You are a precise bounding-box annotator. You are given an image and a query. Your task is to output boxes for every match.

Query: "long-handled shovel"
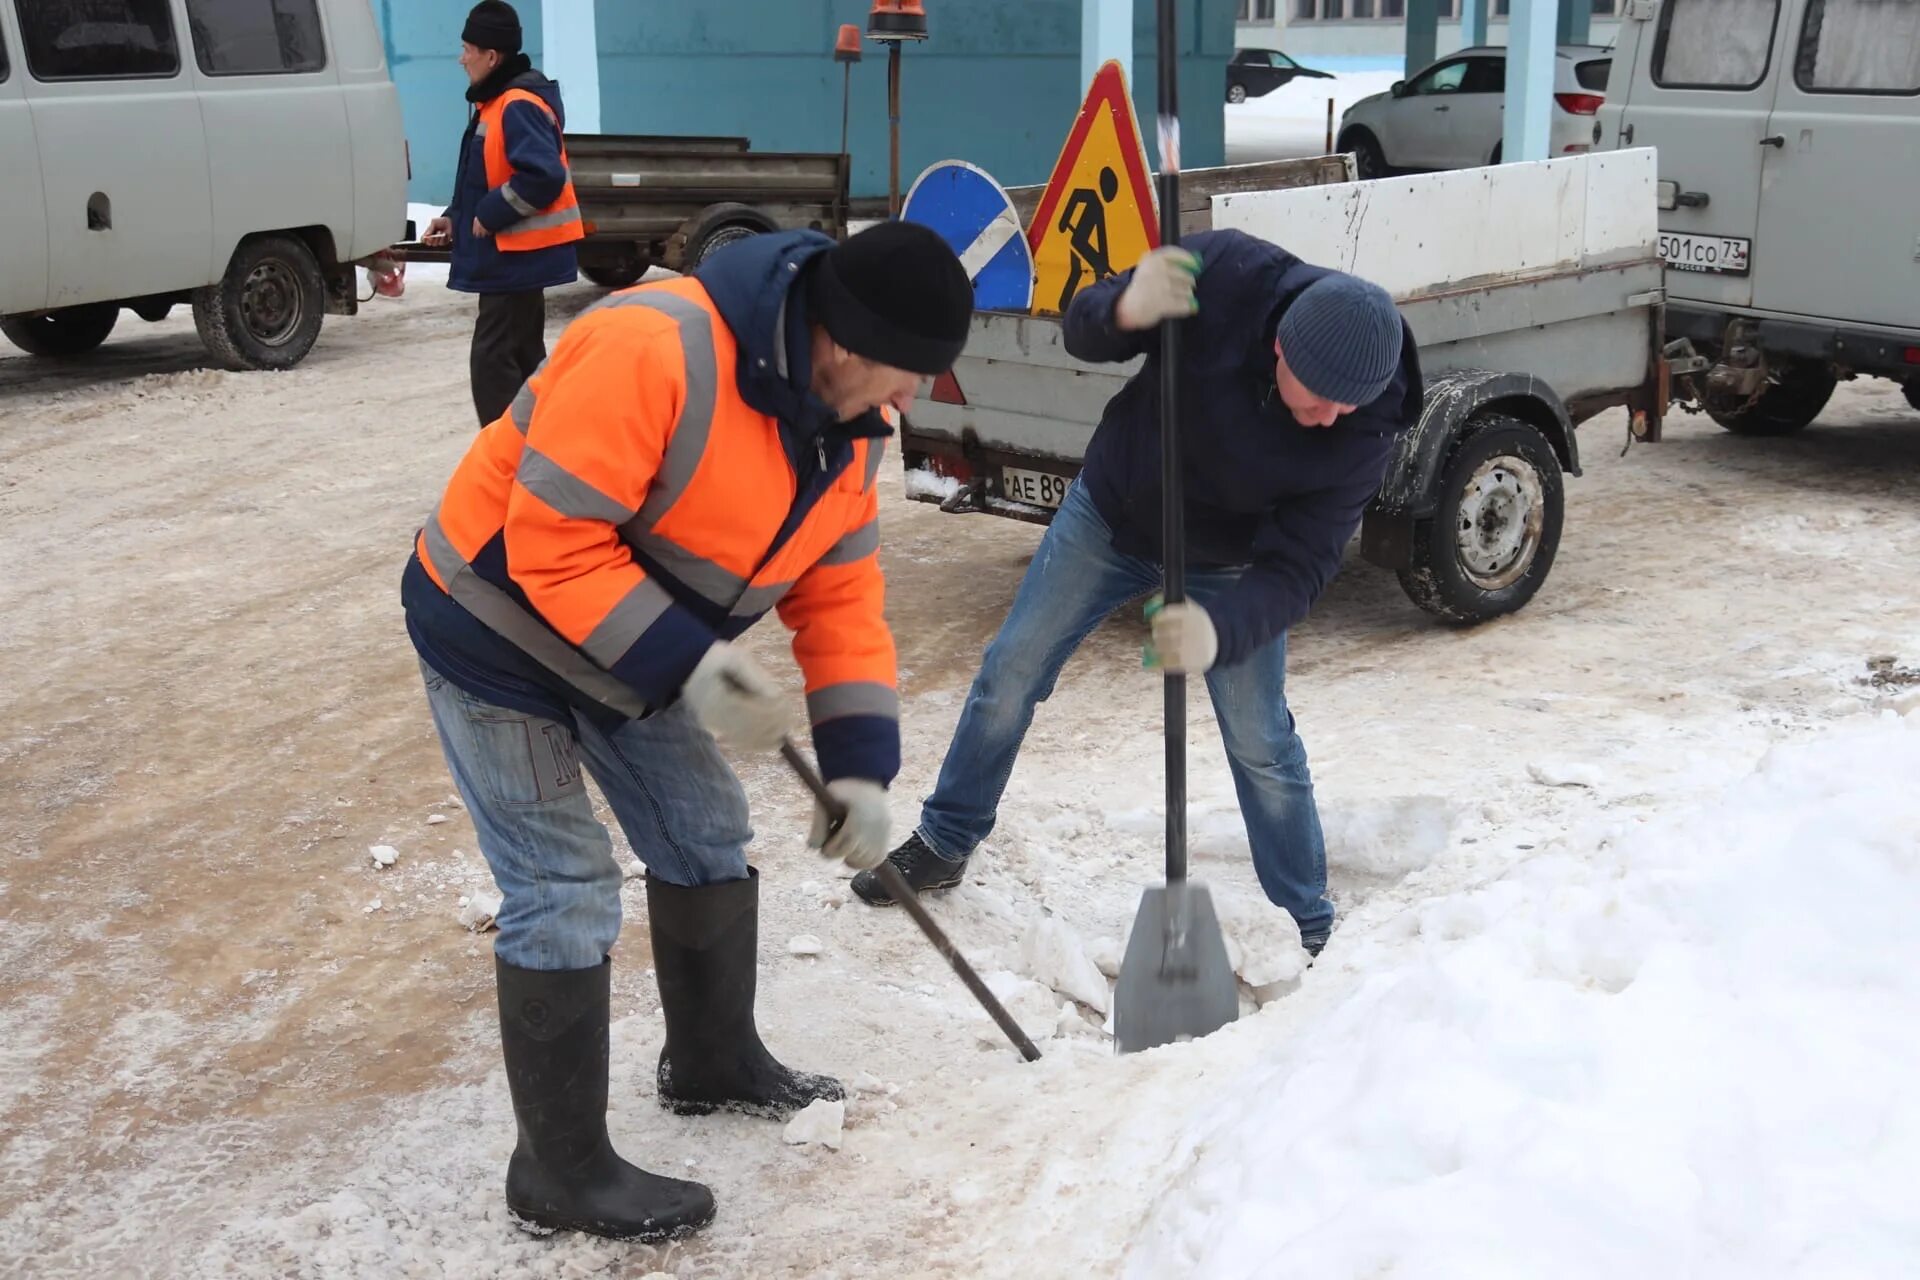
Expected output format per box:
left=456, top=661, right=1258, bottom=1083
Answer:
left=772, top=738, right=1042, bottom=1064
left=1112, top=0, right=1241, bottom=1055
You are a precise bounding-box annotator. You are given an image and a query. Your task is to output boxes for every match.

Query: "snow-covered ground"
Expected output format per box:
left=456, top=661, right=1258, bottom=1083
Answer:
left=3, top=276, right=1920, bottom=1277
left=1226, top=66, right=1404, bottom=164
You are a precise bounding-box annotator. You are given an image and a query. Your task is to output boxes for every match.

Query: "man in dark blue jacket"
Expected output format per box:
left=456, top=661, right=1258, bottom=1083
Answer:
left=854, top=229, right=1422, bottom=957
left=421, top=2, right=581, bottom=425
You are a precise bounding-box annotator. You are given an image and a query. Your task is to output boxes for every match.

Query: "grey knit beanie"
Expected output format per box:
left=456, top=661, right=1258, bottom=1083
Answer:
left=1275, top=275, right=1402, bottom=407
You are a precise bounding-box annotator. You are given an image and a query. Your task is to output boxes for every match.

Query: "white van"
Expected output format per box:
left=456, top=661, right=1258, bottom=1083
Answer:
left=0, top=0, right=407, bottom=370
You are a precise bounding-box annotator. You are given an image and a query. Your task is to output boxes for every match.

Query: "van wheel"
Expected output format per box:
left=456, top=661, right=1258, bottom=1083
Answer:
left=1, top=304, right=120, bottom=358
left=1704, top=359, right=1836, bottom=436
left=1397, top=414, right=1565, bottom=624
left=193, top=234, right=326, bottom=371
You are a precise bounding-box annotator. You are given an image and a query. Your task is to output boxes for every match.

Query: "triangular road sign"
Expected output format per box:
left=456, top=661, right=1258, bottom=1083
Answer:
left=1027, top=60, right=1160, bottom=317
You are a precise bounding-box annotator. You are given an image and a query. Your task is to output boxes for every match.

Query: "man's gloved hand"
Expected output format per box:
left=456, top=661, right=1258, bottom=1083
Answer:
left=681, top=642, right=790, bottom=752
left=808, top=779, right=890, bottom=870
left=1142, top=596, right=1219, bottom=674
left=1114, top=246, right=1201, bottom=332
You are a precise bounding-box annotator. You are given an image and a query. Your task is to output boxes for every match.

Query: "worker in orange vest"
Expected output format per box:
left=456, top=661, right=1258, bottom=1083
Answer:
left=403, top=220, right=973, bottom=1241
left=421, top=2, right=585, bottom=426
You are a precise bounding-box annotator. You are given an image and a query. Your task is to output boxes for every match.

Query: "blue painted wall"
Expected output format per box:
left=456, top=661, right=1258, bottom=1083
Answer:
left=379, top=1, right=1234, bottom=205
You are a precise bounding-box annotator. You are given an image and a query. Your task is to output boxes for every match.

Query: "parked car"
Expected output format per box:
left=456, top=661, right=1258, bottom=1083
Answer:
left=1599, top=0, right=1920, bottom=432
left=0, top=0, right=407, bottom=369
left=1337, top=45, right=1612, bottom=178
left=1226, top=47, right=1333, bottom=104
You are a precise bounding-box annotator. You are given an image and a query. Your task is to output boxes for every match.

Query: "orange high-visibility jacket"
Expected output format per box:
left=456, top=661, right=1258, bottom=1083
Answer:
left=478, top=88, right=584, bottom=252
left=413, top=275, right=898, bottom=783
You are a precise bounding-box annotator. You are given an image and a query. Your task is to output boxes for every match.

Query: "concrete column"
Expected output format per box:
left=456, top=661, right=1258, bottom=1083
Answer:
left=1503, top=0, right=1557, bottom=161
left=1558, top=0, right=1592, bottom=45
left=1082, top=0, right=1132, bottom=93
left=540, top=0, right=601, bottom=134
left=1459, top=0, right=1490, bottom=48
left=1406, top=0, right=1439, bottom=77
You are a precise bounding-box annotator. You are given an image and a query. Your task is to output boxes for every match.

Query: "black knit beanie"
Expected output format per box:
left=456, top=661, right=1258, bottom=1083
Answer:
left=1275, top=274, right=1403, bottom=407
left=807, top=221, right=973, bottom=376
left=463, top=0, right=523, bottom=54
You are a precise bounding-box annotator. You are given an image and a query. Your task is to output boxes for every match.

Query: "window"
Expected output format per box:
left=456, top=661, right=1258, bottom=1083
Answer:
left=1653, top=0, right=1781, bottom=89
left=186, top=0, right=326, bottom=76
left=1352, top=0, right=1375, bottom=16
left=1794, top=0, right=1920, bottom=94
left=15, top=0, right=181, bottom=79
left=1381, top=0, right=1405, bottom=15
left=1235, top=0, right=1277, bottom=18
left=1, top=25, right=9, bottom=83
left=1462, top=56, right=1506, bottom=92
left=1575, top=57, right=1612, bottom=90
left=1295, top=0, right=1316, bottom=17
left=1592, top=0, right=1618, bottom=13
left=1411, top=60, right=1469, bottom=93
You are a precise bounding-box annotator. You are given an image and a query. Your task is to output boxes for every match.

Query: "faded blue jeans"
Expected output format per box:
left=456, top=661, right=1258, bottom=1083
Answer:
left=418, top=661, right=751, bottom=971
left=917, top=482, right=1333, bottom=943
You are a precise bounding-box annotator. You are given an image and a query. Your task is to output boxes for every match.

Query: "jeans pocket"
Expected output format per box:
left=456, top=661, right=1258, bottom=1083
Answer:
left=462, top=702, right=585, bottom=809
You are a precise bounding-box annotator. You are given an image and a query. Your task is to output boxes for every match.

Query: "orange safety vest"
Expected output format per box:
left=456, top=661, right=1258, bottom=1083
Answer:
left=478, top=88, right=586, bottom=252
left=415, top=277, right=897, bottom=774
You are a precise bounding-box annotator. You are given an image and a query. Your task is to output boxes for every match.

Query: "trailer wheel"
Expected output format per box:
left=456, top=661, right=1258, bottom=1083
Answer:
left=193, top=234, right=326, bottom=371
left=581, top=255, right=649, bottom=289
left=688, top=222, right=761, bottom=268
left=1704, top=358, right=1835, bottom=436
left=1397, top=414, right=1564, bottom=624
left=1, top=304, right=119, bottom=358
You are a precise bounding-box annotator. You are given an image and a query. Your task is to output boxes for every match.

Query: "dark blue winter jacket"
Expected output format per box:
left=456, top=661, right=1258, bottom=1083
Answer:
left=1064, top=229, right=1422, bottom=666
left=445, top=58, right=579, bottom=295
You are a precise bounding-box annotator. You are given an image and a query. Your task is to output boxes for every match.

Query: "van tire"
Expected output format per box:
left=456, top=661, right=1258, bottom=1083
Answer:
left=1397, top=414, right=1564, bottom=624
left=1, top=304, right=120, bottom=358
left=193, top=235, right=326, bottom=371
left=1704, top=359, right=1836, bottom=436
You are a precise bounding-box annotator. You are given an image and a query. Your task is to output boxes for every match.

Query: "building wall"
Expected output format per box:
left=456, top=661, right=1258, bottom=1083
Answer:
left=376, top=0, right=1237, bottom=206
left=1259, top=17, right=1621, bottom=61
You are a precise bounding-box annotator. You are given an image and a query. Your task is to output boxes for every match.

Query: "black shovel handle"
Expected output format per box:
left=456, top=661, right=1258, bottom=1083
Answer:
left=1155, top=0, right=1188, bottom=888
left=775, top=740, right=1043, bottom=1064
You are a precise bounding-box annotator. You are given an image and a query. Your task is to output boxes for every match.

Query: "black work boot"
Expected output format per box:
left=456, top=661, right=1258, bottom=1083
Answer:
left=850, top=832, right=970, bottom=907
left=496, top=955, right=715, bottom=1241
left=647, top=869, right=844, bottom=1119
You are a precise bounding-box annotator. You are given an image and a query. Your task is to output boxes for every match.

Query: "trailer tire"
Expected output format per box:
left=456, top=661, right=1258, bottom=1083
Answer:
left=1704, top=359, right=1835, bottom=436
left=1, top=304, right=119, bottom=358
left=193, top=234, right=326, bottom=371
left=1397, top=414, right=1564, bottom=624
left=581, top=256, right=649, bottom=289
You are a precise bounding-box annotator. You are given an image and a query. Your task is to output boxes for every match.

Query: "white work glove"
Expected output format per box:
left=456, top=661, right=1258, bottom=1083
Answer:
left=807, top=778, right=891, bottom=871
left=1143, top=596, right=1219, bottom=674
left=1113, top=246, right=1201, bottom=331
left=681, top=642, right=791, bottom=752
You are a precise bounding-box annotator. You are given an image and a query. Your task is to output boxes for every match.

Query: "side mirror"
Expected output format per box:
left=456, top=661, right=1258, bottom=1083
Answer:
left=1390, top=80, right=1407, bottom=98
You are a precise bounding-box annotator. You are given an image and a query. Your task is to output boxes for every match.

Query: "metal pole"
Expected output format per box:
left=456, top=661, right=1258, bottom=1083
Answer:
left=841, top=62, right=852, bottom=161
left=1155, top=0, right=1185, bottom=887
left=887, top=42, right=903, bottom=218
left=1325, top=98, right=1334, bottom=153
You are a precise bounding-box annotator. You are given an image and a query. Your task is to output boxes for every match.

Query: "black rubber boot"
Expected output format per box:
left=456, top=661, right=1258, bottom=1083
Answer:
left=850, top=832, right=970, bottom=907
left=647, top=869, right=844, bottom=1119
left=496, top=956, right=715, bottom=1241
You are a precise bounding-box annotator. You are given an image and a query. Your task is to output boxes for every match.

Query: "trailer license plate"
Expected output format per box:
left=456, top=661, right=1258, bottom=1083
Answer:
left=1001, top=467, right=1070, bottom=509
left=1659, top=231, right=1750, bottom=276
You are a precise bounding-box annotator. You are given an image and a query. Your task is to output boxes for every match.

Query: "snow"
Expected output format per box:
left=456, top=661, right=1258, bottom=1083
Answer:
left=1226, top=69, right=1404, bottom=164
left=903, top=466, right=962, bottom=503
left=781, top=1099, right=846, bottom=1150
left=1127, top=710, right=1920, bottom=1278
left=456, top=889, right=503, bottom=933
left=786, top=934, right=824, bottom=958
left=369, top=844, right=399, bottom=868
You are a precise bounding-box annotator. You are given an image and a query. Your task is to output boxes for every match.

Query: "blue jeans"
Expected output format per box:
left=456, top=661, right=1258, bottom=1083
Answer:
left=917, top=483, right=1333, bottom=940
left=418, top=661, right=751, bottom=971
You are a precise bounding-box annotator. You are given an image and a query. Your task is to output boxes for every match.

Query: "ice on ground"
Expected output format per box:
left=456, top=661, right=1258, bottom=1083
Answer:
left=787, top=934, right=824, bottom=958
left=1019, top=915, right=1111, bottom=1014
left=425, top=814, right=449, bottom=826
left=1213, top=894, right=1311, bottom=988
left=782, top=1098, right=845, bottom=1150
left=368, top=844, right=398, bottom=868
left=456, top=889, right=502, bottom=933
left=1126, top=711, right=1920, bottom=1278
left=1528, top=760, right=1607, bottom=789
left=976, top=970, right=1065, bottom=1048
left=1322, top=795, right=1457, bottom=878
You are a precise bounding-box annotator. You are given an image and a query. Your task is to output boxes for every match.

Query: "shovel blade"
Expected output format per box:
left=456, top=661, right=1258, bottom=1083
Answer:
left=1113, top=881, right=1239, bottom=1054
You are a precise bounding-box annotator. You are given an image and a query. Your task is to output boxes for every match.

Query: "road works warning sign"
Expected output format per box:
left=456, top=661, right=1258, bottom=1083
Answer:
left=1027, top=60, right=1160, bottom=317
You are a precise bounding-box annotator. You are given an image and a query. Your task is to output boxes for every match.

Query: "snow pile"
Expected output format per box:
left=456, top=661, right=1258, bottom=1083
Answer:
left=782, top=1099, right=846, bottom=1150
left=1126, top=711, right=1920, bottom=1278
left=1226, top=69, right=1403, bottom=163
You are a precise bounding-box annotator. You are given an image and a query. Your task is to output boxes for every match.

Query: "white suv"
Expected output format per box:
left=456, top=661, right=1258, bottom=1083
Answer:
left=1338, top=45, right=1612, bottom=178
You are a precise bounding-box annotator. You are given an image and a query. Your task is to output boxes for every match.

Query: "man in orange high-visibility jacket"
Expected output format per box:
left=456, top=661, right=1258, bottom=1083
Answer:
left=402, top=220, right=972, bottom=1242
left=421, top=2, right=584, bottom=426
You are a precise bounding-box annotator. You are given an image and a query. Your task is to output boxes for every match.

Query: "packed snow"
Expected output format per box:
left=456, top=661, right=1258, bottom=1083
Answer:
left=1227, top=66, right=1404, bottom=164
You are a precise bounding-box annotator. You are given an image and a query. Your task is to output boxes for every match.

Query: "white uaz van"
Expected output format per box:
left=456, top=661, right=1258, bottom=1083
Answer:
left=0, top=0, right=408, bottom=370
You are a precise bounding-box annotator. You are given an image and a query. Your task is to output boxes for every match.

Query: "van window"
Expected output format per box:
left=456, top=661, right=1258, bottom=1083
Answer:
left=1794, top=0, right=1920, bottom=94
left=186, top=0, right=326, bottom=76
left=1, top=26, right=10, bottom=83
left=1652, top=0, right=1781, bottom=90
left=1575, top=58, right=1611, bottom=91
left=15, top=0, right=181, bottom=80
